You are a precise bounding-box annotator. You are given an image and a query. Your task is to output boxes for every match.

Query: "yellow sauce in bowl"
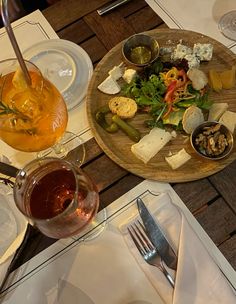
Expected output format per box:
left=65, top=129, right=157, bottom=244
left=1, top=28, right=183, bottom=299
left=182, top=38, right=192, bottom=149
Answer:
left=130, top=45, right=152, bottom=64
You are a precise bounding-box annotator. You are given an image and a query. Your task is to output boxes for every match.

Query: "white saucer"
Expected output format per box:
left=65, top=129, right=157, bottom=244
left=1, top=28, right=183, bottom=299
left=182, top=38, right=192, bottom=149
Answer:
left=0, top=182, right=28, bottom=264
left=23, top=39, right=93, bottom=111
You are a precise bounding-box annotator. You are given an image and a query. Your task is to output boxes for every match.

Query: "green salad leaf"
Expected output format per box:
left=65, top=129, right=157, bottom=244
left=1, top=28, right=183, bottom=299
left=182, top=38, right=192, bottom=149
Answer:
left=121, top=61, right=212, bottom=130
left=121, top=74, right=166, bottom=107
left=162, top=109, right=185, bottom=126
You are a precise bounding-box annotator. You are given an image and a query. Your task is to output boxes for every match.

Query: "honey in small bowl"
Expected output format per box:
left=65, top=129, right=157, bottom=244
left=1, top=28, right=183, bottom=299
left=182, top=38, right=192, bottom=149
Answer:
left=130, top=45, right=152, bottom=65
left=122, top=33, right=159, bottom=67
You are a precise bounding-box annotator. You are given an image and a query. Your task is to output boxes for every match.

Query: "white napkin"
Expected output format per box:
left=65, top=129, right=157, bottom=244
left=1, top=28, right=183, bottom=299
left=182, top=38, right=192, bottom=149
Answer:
left=0, top=184, right=28, bottom=287
left=120, top=192, right=236, bottom=304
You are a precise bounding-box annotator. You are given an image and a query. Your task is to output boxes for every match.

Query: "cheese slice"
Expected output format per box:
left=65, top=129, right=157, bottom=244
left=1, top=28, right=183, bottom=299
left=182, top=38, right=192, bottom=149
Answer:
left=219, top=110, right=236, bottom=133
left=131, top=127, right=172, bottom=164
left=108, top=63, right=124, bottom=80
left=208, top=103, right=228, bottom=121
left=122, top=68, right=137, bottom=83
left=98, top=75, right=121, bottom=94
left=165, top=148, right=191, bottom=170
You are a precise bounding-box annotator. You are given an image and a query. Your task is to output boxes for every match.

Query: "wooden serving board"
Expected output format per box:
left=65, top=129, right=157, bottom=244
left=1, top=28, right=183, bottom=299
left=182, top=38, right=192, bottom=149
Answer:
left=86, top=29, right=236, bottom=182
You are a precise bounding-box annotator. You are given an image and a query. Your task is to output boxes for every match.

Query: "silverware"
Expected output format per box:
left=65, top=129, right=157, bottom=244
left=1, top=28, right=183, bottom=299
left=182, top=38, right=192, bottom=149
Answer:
left=137, top=197, right=178, bottom=270
left=128, top=221, right=175, bottom=287
left=0, top=162, right=19, bottom=178
left=97, top=0, right=132, bottom=16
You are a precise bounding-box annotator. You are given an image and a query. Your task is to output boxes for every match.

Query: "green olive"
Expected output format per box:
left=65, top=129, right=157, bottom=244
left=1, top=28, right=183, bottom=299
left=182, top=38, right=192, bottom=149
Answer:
left=95, top=107, right=118, bottom=133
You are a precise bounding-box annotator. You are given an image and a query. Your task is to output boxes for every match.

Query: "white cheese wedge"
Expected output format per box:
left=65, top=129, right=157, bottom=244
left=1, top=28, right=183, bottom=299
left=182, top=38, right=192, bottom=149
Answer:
left=165, top=148, right=191, bottom=170
left=131, top=127, right=172, bottom=164
left=208, top=103, right=228, bottom=121
left=97, top=75, right=121, bottom=94
left=219, top=110, right=236, bottom=133
left=122, top=69, right=137, bottom=83
left=108, top=63, right=124, bottom=80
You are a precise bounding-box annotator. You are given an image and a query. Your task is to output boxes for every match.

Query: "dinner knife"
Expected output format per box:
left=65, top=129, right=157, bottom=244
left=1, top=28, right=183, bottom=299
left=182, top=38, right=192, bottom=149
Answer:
left=97, top=0, right=132, bottom=16
left=137, top=197, right=178, bottom=270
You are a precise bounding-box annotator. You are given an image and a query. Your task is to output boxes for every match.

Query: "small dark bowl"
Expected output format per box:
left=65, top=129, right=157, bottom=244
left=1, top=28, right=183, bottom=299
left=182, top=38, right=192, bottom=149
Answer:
left=190, top=121, right=234, bottom=160
left=122, top=33, right=159, bottom=67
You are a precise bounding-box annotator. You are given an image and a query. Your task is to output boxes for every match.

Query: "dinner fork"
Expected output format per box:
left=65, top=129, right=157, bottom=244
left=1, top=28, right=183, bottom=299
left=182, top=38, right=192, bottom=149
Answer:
left=128, top=221, right=175, bottom=287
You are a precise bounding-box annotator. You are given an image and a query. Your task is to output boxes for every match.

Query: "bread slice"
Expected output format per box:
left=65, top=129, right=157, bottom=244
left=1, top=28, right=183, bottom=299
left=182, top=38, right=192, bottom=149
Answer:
left=182, top=105, right=204, bottom=134
left=98, top=75, right=121, bottom=94
left=208, top=103, right=228, bottom=121
left=109, top=96, right=137, bottom=119
left=131, top=127, right=172, bottom=164
left=165, top=148, right=191, bottom=170
left=219, top=110, right=236, bottom=133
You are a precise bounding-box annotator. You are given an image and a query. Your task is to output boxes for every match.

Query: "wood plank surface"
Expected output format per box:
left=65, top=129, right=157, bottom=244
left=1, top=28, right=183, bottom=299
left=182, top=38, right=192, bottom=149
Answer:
left=209, top=160, right=236, bottom=212
left=195, top=197, right=236, bottom=245
left=173, top=179, right=219, bottom=212
left=43, top=0, right=111, bottom=31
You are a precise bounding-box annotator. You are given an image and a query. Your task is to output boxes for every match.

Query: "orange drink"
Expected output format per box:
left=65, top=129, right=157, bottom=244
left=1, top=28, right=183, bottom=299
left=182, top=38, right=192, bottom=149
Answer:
left=0, top=59, right=68, bottom=152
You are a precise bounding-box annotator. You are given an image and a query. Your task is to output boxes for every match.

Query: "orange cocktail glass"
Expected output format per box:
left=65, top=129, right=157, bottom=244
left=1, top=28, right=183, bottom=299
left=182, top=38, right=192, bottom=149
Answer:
left=0, top=58, right=68, bottom=152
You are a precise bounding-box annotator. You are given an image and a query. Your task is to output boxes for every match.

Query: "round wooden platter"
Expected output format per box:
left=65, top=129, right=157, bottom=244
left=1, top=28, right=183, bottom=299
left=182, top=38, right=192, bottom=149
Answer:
left=86, top=29, right=236, bottom=183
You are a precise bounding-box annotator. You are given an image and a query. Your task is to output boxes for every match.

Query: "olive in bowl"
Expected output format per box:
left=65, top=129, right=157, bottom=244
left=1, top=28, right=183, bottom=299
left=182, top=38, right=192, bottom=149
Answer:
left=122, top=33, right=159, bottom=67
left=190, top=121, right=234, bottom=160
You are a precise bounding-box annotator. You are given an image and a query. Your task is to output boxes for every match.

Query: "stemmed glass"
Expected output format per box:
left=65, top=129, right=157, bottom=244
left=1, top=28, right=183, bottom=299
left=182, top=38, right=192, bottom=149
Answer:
left=0, top=58, right=85, bottom=164
left=0, top=0, right=85, bottom=164
left=218, top=10, right=236, bottom=41
left=13, top=157, right=104, bottom=239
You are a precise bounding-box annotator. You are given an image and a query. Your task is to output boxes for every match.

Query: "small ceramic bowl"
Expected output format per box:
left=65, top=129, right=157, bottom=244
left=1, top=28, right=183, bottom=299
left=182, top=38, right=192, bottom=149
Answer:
left=122, top=33, right=159, bottom=67
left=190, top=121, right=234, bottom=160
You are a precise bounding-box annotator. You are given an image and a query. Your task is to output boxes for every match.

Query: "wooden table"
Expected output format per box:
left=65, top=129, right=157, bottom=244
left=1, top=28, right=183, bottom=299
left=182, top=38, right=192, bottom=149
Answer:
left=4, top=0, right=236, bottom=273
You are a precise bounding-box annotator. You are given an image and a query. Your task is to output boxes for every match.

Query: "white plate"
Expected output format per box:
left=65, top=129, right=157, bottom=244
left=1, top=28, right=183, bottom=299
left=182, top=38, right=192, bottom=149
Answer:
left=0, top=182, right=28, bottom=265
left=23, top=39, right=93, bottom=111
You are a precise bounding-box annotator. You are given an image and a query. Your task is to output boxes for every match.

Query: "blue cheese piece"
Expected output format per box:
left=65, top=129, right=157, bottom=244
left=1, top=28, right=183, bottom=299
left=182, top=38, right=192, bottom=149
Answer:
left=193, top=43, right=213, bottom=61
left=184, top=54, right=200, bottom=69
left=159, top=47, right=173, bottom=55
left=122, top=68, right=137, bottom=84
left=172, top=43, right=192, bottom=60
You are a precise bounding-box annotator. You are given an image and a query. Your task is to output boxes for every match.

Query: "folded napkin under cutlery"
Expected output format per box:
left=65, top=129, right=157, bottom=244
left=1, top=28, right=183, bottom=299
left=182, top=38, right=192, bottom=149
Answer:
left=137, top=197, right=177, bottom=270
left=120, top=192, right=236, bottom=304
